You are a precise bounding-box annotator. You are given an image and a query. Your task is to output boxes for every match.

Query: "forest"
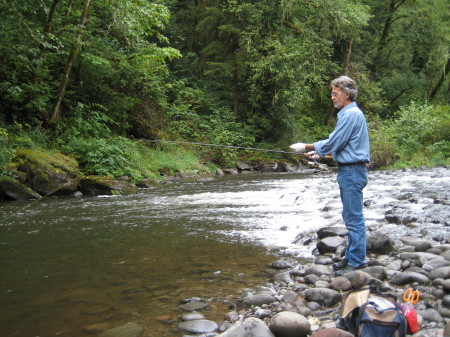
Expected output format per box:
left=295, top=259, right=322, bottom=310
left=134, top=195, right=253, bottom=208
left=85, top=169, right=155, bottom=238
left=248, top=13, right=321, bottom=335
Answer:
left=0, top=0, right=449, bottom=181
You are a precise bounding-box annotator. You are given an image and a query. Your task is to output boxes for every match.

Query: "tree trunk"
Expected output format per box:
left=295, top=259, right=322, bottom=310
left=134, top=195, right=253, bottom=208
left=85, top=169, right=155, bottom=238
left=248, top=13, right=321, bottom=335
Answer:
left=429, top=57, right=450, bottom=100
left=342, top=38, right=353, bottom=74
left=33, top=0, right=61, bottom=84
left=49, top=0, right=91, bottom=123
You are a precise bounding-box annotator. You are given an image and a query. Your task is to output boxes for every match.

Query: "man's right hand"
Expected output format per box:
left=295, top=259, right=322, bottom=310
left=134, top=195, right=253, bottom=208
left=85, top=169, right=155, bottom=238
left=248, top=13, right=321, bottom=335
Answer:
left=290, top=143, right=307, bottom=153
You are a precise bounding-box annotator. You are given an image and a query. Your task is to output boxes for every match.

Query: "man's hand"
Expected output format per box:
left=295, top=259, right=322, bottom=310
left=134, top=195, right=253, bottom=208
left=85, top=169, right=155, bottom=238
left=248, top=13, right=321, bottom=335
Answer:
left=290, top=143, right=307, bottom=153
left=307, top=151, right=319, bottom=159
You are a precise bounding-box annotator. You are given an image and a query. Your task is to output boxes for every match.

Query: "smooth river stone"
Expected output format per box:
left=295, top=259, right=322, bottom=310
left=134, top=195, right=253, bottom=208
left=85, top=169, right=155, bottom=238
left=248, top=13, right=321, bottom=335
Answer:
left=178, top=319, right=218, bottom=333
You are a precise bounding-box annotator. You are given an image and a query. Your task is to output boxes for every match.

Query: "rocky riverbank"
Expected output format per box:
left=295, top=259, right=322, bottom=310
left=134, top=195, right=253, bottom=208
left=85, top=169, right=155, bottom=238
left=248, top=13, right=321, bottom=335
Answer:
left=170, top=228, right=450, bottom=337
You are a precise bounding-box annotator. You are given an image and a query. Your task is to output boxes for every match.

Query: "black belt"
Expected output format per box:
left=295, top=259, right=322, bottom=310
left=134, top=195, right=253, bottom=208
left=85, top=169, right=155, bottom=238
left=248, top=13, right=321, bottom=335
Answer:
left=337, top=161, right=367, bottom=167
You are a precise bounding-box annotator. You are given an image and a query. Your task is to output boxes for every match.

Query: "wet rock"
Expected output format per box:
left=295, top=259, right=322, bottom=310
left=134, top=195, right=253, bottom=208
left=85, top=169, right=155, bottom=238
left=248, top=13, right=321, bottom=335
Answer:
left=181, top=312, right=205, bottom=321
left=341, top=271, right=379, bottom=289
left=236, top=161, right=252, bottom=171
left=367, top=234, right=395, bottom=254
left=272, top=259, right=293, bottom=269
left=317, top=227, right=347, bottom=239
left=317, top=236, right=345, bottom=254
left=79, top=175, right=138, bottom=196
left=304, top=265, right=334, bottom=277
left=218, top=317, right=275, bottom=337
left=178, top=319, right=219, bottom=334
left=242, top=294, right=277, bottom=306
left=98, top=322, right=144, bottom=337
left=179, top=301, right=209, bottom=311
left=268, top=311, right=310, bottom=337
left=315, top=256, right=333, bottom=265
left=304, top=288, right=341, bottom=306
left=10, top=148, right=81, bottom=196
left=0, top=177, right=42, bottom=200
left=389, top=271, right=429, bottom=286
left=223, top=311, right=239, bottom=322
left=273, top=271, right=293, bottom=283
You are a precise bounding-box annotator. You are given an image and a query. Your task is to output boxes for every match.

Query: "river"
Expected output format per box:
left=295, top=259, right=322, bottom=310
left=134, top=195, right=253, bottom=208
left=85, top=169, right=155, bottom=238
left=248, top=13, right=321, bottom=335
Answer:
left=0, top=166, right=449, bottom=336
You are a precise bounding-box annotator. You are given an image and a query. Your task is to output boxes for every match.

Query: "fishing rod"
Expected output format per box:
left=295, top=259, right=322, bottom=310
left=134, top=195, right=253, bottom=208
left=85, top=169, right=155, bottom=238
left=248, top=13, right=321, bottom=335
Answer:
left=143, top=139, right=302, bottom=156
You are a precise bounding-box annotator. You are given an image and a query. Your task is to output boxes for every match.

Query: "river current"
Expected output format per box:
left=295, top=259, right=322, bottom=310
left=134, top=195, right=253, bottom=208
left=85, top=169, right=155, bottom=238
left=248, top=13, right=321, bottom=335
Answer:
left=0, top=166, right=449, bottom=336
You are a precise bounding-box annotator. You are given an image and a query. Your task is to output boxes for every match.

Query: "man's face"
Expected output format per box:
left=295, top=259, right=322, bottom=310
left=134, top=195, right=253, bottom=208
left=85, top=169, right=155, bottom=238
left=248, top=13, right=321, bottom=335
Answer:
left=331, top=86, right=349, bottom=110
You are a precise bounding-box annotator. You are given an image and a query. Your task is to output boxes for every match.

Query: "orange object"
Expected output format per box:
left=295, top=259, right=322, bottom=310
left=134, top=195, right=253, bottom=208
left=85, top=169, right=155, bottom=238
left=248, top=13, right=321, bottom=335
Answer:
left=403, top=289, right=420, bottom=304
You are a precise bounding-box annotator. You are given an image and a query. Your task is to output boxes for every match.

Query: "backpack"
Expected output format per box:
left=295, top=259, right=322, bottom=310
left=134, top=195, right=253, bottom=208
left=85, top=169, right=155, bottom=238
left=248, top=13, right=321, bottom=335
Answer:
left=339, top=287, right=407, bottom=337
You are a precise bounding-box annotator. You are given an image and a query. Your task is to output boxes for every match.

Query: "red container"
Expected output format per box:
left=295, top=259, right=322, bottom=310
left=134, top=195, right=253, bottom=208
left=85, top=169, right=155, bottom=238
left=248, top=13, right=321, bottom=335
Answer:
left=400, top=303, right=420, bottom=333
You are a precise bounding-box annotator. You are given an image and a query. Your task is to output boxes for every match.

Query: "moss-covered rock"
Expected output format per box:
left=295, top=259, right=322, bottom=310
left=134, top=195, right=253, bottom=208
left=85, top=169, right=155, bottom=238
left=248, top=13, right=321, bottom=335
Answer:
left=79, top=175, right=138, bottom=196
left=0, top=177, right=42, bottom=201
left=12, top=148, right=81, bottom=196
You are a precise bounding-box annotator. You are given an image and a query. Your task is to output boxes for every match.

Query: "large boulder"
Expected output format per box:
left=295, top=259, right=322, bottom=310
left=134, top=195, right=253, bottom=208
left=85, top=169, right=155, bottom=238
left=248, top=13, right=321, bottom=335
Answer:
left=11, top=148, right=80, bottom=196
left=0, top=176, right=41, bottom=200
left=79, top=175, right=138, bottom=196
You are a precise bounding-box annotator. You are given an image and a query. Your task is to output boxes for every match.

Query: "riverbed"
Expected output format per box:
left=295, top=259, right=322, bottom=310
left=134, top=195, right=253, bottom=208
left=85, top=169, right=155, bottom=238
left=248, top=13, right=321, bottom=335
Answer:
left=0, top=166, right=449, bottom=336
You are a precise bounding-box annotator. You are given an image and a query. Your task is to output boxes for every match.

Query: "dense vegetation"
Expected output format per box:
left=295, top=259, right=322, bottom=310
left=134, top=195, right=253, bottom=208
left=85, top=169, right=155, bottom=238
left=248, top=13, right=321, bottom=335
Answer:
left=0, top=0, right=449, bottom=180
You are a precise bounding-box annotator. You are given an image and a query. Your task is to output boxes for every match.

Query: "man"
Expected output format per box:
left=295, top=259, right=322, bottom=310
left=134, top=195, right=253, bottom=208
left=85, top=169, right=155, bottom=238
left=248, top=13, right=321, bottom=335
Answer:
left=290, top=75, right=370, bottom=276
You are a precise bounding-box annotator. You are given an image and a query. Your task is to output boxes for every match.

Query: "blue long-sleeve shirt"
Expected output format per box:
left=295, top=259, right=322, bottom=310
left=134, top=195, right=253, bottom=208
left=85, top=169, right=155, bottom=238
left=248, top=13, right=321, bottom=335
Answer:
left=313, top=102, right=370, bottom=164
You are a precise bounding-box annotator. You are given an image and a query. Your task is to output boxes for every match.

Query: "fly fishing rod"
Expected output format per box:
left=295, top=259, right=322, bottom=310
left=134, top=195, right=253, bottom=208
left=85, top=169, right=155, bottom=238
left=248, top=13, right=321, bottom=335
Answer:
left=143, top=139, right=302, bottom=156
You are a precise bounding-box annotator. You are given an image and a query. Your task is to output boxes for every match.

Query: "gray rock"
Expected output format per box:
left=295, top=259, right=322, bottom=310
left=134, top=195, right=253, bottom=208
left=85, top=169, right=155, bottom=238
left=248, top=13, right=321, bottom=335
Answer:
left=273, top=271, right=293, bottom=283
left=242, top=294, right=277, bottom=306
left=304, top=265, right=333, bottom=277
left=178, top=320, right=219, bottom=334
left=389, top=271, right=429, bottom=286
left=181, top=312, right=205, bottom=321
left=428, top=267, right=450, bottom=280
left=367, top=234, right=395, bottom=254
left=441, top=249, right=450, bottom=262
left=412, top=328, right=445, bottom=337
left=317, top=236, right=345, bottom=254
left=330, top=276, right=352, bottom=292
left=315, top=256, right=333, bottom=265
left=304, top=288, right=342, bottom=306
left=282, top=290, right=298, bottom=303
left=416, top=308, right=444, bottom=323
left=443, top=295, right=450, bottom=308
left=98, top=322, right=144, bottom=337
left=317, top=227, right=347, bottom=239
left=269, top=311, right=310, bottom=337
left=362, top=266, right=387, bottom=281
left=218, top=317, right=275, bottom=337
left=223, top=311, right=239, bottom=322
left=0, top=177, right=42, bottom=200
left=179, top=301, right=209, bottom=311
left=272, top=259, right=294, bottom=269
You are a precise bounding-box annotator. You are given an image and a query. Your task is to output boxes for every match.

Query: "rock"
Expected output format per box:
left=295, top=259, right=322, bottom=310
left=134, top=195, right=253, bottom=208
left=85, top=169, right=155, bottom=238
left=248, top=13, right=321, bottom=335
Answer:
left=282, top=290, right=299, bottom=303
left=445, top=322, right=450, bottom=337
left=224, top=311, right=239, bottom=322
left=340, top=271, right=379, bottom=289
left=416, top=308, right=444, bottom=323
left=317, top=227, right=348, bottom=239
left=179, top=301, right=209, bottom=311
left=413, top=328, right=446, bottom=337
left=79, top=175, right=138, bottom=196
left=218, top=317, right=275, bottom=337
left=304, top=288, right=342, bottom=306
left=272, top=260, right=293, bottom=269
left=242, top=294, right=277, bottom=306
left=268, top=311, right=310, bottom=337
left=181, top=312, right=205, bottom=321
left=236, top=161, right=252, bottom=171
left=310, top=328, right=354, bottom=337
left=428, top=267, right=450, bottom=280
left=178, top=319, right=219, bottom=334
left=98, top=322, right=144, bottom=337
left=389, top=271, right=429, bottom=286
left=11, top=148, right=81, bottom=196
left=0, top=177, right=41, bottom=200
left=304, top=265, right=334, bottom=277
left=362, top=266, right=387, bottom=281
left=317, top=236, right=345, bottom=254
left=367, top=234, right=395, bottom=254
left=273, top=271, right=293, bottom=283
left=330, top=276, right=352, bottom=292
left=441, top=250, right=450, bottom=262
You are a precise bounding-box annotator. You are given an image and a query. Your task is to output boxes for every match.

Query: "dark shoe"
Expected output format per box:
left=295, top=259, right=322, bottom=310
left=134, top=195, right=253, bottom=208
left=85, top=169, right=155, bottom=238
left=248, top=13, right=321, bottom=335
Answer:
left=332, top=259, right=348, bottom=270
left=334, top=264, right=367, bottom=276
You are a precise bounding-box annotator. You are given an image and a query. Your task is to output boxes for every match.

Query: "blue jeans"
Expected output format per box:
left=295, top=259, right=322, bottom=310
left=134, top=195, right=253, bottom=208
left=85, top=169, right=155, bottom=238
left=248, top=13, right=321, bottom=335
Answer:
left=337, top=165, right=368, bottom=267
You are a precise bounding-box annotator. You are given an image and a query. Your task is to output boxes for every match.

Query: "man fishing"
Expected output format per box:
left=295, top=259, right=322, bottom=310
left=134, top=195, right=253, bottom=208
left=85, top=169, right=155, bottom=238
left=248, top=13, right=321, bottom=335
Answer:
left=290, top=75, right=370, bottom=276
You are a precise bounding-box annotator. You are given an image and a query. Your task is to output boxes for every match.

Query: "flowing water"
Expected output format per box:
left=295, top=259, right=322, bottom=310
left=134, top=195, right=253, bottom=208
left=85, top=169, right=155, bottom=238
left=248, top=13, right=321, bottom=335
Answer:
left=0, top=167, right=449, bottom=337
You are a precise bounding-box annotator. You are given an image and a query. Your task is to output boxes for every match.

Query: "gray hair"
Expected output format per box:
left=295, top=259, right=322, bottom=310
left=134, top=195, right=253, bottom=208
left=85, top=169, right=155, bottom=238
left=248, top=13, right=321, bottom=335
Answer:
left=331, top=76, right=358, bottom=101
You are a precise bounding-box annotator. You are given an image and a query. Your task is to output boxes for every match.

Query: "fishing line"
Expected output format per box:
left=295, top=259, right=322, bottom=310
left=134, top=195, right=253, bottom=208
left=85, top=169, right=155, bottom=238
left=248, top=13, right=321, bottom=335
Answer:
left=142, top=139, right=299, bottom=156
